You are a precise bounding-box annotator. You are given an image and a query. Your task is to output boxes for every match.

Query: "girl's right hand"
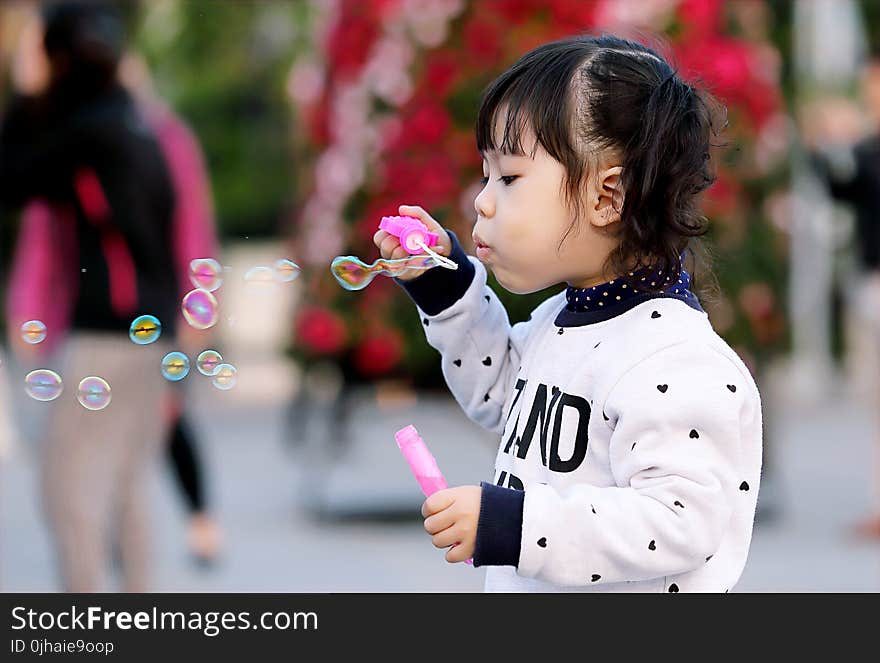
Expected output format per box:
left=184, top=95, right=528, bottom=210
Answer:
left=372, top=204, right=452, bottom=281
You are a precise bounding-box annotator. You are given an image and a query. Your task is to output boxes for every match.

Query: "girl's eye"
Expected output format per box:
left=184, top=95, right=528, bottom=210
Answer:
left=500, top=175, right=518, bottom=186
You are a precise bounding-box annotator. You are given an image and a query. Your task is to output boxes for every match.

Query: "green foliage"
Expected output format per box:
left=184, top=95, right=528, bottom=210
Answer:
left=135, top=0, right=310, bottom=239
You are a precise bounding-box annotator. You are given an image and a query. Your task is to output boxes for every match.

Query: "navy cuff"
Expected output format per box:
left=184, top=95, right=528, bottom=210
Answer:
left=473, top=481, right=524, bottom=568
left=396, top=230, right=475, bottom=316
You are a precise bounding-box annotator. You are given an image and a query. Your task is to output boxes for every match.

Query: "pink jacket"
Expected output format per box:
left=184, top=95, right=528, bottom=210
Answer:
left=6, top=102, right=219, bottom=355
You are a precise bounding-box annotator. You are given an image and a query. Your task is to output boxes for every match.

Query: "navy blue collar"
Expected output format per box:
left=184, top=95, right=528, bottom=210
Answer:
left=556, top=268, right=703, bottom=327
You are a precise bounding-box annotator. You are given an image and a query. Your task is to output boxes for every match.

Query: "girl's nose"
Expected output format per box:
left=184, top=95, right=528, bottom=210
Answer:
left=474, top=182, right=494, bottom=219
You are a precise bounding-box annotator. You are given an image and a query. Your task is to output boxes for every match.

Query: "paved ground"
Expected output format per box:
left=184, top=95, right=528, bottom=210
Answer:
left=2, top=352, right=879, bottom=593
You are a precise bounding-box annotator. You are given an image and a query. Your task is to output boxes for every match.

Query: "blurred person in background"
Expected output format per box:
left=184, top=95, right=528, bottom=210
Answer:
left=802, top=45, right=880, bottom=538
left=0, top=0, right=177, bottom=590
left=4, top=1, right=226, bottom=576
left=119, top=48, right=224, bottom=567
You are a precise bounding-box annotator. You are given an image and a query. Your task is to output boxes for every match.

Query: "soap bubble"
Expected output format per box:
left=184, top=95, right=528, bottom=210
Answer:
left=129, top=315, right=162, bottom=345
left=189, top=258, right=223, bottom=292
left=161, top=351, right=190, bottom=381
left=196, top=350, right=222, bottom=376
left=273, top=258, right=301, bottom=283
left=181, top=288, right=219, bottom=330
left=77, top=376, right=112, bottom=411
left=244, top=266, right=274, bottom=284
left=330, top=255, right=437, bottom=290
left=25, top=369, right=63, bottom=402
left=212, top=363, right=237, bottom=390
left=21, top=320, right=47, bottom=344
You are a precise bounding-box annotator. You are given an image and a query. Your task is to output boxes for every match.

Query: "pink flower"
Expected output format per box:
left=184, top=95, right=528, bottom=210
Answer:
left=287, top=60, right=325, bottom=107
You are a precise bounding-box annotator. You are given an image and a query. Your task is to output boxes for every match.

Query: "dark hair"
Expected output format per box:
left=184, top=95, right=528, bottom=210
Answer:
left=476, top=33, right=726, bottom=292
left=42, top=0, right=125, bottom=91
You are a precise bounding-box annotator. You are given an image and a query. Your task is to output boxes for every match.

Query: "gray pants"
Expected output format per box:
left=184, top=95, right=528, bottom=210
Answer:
left=37, top=333, right=169, bottom=591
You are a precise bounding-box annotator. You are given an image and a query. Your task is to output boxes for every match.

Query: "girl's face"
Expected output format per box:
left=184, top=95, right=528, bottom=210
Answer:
left=472, top=121, right=622, bottom=294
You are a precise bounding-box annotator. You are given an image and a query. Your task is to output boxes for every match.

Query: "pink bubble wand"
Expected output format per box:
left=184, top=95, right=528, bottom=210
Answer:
left=395, top=425, right=473, bottom=565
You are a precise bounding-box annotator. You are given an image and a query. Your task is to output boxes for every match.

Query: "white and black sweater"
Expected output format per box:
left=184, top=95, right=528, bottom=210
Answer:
left=399, top=233, right=763, bottom=593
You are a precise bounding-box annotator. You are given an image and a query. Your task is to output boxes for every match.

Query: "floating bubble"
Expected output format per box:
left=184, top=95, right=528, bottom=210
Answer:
left=189, top=258, right=223, bottom=292
left=244, top=266, right=274, bottom=284
left=212, top=363, right=237, bottom=390
left=77, top=376, right=112, bottom=411
left=330, top=255, right=443, bottom=291
left=181, top=288, right=219, bottom=330
left=129, top=314, right=162, bottom=345
left=21, top=320, right=47, bottom=344
left=273, top=258, right=301, bottom=283
left=161, top=351, right=190, bottom=381
left=196, top=349, right=222, bottom=376
left=25, top=369, right=63, bottom=402
left=244, top=265, right=275, bottom=283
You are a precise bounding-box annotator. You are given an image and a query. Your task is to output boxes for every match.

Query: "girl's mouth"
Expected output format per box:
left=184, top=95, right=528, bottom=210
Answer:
left=473, top=235, right=492, bottom=261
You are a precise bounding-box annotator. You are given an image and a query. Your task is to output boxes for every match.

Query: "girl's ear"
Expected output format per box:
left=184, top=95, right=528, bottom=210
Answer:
left=592, top=165, right=624, bottom=228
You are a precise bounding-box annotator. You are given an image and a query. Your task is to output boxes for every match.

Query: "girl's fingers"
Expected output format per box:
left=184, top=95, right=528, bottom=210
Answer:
left=390, top=246, right=410, bottom=261
left=399, top=204, right=440, bottom=229
left=431, top=525, right=461, bottom=550
left=399, top=204, right=426, bottom=216
left=380, top=234, right=402, bottom=259
left=445, top=544, right=469, bottom=564
left=424, top=510, right=456, bottom=535
left=373, top=229, right=390, bottom=247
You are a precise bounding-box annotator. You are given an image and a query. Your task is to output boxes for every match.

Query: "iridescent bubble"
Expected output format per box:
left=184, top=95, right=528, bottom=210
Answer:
left=189, top=258, right=223, bottom=292
left=20, top=320, right=47, bottom=344
left=161, top=351, right=190, bottom=381
left=77, top=376, right=112, bottom=411
left=196, top=349, right=222, bottom=376
left=181, top=288, right=219, bottom=330
left=212, top=363, right=237, bottom=390
left=129, top=314, right=162, bottom=345
left=330, top=255, right=437, bottom=291
left=273, top=258, right=301, bottom=283
left=243, top=266, right=274, bottom=284
left=24, top=369, right=63, bottom=402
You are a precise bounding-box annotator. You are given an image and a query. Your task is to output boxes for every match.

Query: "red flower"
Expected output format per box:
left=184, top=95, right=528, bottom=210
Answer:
left=403, top=104, right=451, bottom=146
left=305, top=96, right=331, bottom=145
left=674, top=37, right=780, bottom=130
left=424, top=51, right=460, bottom=98
left=463, top=16, right=503, bottom=62
left=353, top=327, right=404, bottom=377
left=326, top=11, right=380, bottom=78
left=295, top=306, right=348, bottom=355
left=677, top=0, right=724, bottom=39
left=547, top=0, right=597, bottom=31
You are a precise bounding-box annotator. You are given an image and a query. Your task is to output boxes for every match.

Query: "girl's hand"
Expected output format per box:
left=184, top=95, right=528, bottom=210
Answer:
left=372, top=204, right=452, bottom=281
left=422, top=485, right=481, bottom=563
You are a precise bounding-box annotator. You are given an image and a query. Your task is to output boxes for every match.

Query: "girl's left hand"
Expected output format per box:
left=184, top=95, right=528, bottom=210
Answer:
left=422, top=486, right=482, bottom=563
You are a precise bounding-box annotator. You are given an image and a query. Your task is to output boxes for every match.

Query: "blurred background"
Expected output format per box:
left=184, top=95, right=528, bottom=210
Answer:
left=1, top=0, right=879, bottom=591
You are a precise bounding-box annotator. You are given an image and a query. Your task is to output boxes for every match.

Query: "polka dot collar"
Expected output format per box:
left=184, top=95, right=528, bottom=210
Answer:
left=565, top=268, right=696, bottom=313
